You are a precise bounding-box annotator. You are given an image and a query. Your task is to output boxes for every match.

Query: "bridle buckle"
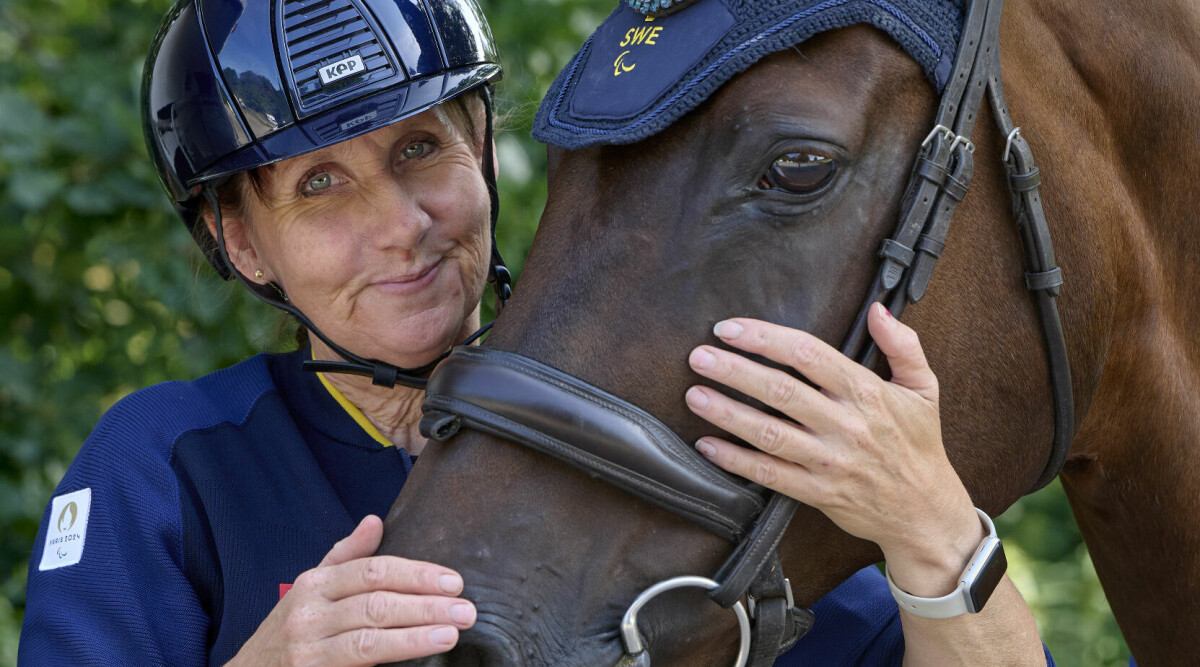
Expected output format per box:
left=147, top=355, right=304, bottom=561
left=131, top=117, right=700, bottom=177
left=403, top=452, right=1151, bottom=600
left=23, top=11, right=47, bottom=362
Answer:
left=921, top=124, right=954, bottom=148
left=1002, top=126, right=1022, bottom=163
left=950, top=133, right=976, bottom=154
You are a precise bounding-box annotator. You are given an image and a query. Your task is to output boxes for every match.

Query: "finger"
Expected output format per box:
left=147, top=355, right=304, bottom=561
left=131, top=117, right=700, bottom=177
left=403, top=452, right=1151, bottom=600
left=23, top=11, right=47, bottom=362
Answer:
left=688, top=344, right=844, bottom=434
left=685, top=385, right=823, bottom=465
left=324, top=625, right=461, bottom=666
left=325, top=591, right=476, bottom=636
left=695, top=436, right=819, bottom=501
left=867, top=302, right=938, bottom=404
left=313, top=556, right=466, bottom=601
left=320, top=515, right=384, bottom=568
left=711, top=318, right=873, bottom=400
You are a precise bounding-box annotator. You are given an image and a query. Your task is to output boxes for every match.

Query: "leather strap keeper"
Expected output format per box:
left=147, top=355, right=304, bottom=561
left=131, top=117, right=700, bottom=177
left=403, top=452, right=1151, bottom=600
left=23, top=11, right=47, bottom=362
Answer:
left=916, top=235, right=947, bottom=258
left=943, top=174, right=970, bottom=201
left=917, top=158, right=950, bottom=187
left=878, top=239, right=916, bottom=267
left=1009, top=167, right=1041, bottom=192
left=1025, top=267, right=1064, bottom=292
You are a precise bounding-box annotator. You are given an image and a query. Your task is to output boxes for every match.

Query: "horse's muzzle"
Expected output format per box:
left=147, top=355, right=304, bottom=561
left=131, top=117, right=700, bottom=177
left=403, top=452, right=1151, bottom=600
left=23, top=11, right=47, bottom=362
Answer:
left=388, top=629, right=522, bottom=667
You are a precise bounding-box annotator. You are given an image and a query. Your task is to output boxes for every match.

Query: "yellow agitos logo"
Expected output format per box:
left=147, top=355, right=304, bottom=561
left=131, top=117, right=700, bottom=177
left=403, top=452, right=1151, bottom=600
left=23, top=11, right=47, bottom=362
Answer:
left=58, top=501, right=78, bottom=532
left=612, top=17, right=665, bottom=77
left=614, top=50, right=636, bottom=76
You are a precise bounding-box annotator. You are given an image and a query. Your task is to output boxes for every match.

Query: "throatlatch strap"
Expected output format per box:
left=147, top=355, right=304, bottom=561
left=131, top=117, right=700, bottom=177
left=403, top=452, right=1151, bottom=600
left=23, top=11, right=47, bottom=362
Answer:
left=983, top=20, right=1074, bottom=491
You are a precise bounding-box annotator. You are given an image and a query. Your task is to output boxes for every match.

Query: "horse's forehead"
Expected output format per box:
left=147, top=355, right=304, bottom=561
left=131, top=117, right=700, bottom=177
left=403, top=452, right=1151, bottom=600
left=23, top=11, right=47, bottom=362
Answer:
left=710, top=31, right=923, bottom=118
left=532, top=0, right=965, bottom=150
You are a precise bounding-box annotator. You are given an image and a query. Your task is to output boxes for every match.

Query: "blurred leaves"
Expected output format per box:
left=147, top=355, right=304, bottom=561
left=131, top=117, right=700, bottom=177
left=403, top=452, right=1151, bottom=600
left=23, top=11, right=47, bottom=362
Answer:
left=0, top=0, right=1126, bottom=665
left=0, top=0, right=613, bottom=661
left=1000, top=481, right=1131, bottom=665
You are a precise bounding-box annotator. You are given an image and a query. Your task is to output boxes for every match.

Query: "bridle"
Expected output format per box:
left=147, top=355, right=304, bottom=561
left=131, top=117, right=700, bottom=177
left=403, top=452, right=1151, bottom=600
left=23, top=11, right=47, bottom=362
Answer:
left=419, top=0, right=1073, bottom=664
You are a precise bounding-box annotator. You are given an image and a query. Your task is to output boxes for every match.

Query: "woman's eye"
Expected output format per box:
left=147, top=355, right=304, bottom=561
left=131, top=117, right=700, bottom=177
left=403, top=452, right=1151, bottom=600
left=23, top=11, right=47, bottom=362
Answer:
left=305, top=173, right=334, bottom=192
left=400, top=142, right=430, bottom=160
left=759, top=153, right=837, bottom=194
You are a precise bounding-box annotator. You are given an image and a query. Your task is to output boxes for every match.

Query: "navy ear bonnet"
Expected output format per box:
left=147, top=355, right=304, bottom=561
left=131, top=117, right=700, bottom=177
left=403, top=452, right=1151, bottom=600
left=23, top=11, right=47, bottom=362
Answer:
left=532, top=0, right=965, bottom=150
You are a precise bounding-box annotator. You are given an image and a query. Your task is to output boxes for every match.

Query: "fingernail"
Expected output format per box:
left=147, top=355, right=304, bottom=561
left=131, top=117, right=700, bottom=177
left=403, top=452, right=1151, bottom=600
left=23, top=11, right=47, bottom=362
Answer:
left=685, top=387, right=710, bottom=411
left=438, top=573, right=463, bottom=594
left=450, top=603, right=475, bottom=625
left=714, top=320, right=743, bottom=340
left=696, top=439, right=717, bottom=458
left=690, top=347, right=716, bottom=370
left=430, top=626, right=458, bottom=647
left=876, top=302, right=896, bottom=323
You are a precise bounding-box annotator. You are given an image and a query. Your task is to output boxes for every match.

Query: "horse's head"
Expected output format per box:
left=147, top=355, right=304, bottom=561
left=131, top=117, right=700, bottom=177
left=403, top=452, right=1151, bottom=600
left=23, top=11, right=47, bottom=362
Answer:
left=385, top=2, right=1062, bottom=664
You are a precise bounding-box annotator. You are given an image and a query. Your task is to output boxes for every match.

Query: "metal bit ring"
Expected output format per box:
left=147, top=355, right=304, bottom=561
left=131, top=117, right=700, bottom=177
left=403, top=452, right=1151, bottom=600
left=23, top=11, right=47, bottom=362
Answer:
left=619, top=576, right=751, bottom=667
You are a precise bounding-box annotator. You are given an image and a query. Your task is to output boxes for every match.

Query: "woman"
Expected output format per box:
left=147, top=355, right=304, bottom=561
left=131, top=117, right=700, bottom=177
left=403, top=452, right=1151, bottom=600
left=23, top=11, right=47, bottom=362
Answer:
left=20, top=0, right=1049, bottom=665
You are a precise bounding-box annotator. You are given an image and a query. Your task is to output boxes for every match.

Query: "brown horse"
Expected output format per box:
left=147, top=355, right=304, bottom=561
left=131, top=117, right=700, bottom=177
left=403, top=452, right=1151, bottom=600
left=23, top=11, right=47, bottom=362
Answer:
left=381, top=1, right=1200, bottom=665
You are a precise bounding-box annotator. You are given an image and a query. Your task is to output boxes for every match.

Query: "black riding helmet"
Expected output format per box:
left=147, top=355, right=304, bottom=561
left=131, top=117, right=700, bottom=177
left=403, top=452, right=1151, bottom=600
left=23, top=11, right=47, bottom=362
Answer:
left=142, top=0, right=511, bottom=387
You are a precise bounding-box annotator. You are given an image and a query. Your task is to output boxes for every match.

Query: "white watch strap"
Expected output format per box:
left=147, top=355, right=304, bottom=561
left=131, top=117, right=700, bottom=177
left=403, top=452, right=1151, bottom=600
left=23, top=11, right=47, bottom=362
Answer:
left=885, top=508, right=1000, bottom=619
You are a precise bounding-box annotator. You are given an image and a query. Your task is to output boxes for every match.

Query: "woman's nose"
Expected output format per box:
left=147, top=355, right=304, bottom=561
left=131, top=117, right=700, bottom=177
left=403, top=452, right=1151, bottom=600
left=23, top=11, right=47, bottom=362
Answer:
left=368, top=181, right=432, bottom=253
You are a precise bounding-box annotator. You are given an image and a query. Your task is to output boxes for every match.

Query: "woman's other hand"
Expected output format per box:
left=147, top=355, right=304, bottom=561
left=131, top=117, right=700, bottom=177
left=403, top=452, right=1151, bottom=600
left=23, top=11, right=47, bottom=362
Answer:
left=685, top=302, right=984, bottom=596
left=227, top=515, right=475, bottom=667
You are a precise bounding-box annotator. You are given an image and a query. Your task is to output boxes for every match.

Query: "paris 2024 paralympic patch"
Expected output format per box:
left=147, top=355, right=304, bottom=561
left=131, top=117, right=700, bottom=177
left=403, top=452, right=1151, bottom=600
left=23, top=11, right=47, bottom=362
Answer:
left=39, top=487, right=92, bottom=571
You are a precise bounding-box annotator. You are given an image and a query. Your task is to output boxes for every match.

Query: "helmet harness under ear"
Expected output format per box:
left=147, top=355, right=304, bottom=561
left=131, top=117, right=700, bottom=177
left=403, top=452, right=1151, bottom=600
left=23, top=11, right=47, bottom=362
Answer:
left=204, top=86, right=512, bottom=390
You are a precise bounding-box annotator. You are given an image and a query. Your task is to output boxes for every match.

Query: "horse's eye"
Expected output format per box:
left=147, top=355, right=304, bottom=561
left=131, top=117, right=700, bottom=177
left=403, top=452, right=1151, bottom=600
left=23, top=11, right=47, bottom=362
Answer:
left=760, top=153, right=837, bottom=193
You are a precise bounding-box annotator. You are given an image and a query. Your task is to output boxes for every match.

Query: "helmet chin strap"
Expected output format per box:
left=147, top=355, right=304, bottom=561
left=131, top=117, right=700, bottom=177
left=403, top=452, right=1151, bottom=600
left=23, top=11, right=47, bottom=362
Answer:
left=479, top=87, right=514, bottom=304
left=203, top=86, right=512, bottom=390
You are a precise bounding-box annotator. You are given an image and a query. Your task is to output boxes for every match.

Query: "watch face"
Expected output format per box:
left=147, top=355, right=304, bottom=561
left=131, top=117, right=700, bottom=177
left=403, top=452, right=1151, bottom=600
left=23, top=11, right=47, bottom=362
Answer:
left=967, top=541, right=1007, bottom=612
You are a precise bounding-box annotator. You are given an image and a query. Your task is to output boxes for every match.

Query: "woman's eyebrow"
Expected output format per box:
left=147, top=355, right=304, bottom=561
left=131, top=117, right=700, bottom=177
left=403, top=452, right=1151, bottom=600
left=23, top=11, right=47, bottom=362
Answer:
left=284, top=151, right=336, bottom=176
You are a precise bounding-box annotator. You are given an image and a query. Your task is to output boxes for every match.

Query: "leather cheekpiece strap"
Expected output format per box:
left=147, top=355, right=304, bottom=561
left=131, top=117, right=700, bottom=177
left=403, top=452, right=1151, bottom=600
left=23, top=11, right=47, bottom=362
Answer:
left=744, top=554, right=812, bottom=667
left=711, top=495, right=798, bottom=606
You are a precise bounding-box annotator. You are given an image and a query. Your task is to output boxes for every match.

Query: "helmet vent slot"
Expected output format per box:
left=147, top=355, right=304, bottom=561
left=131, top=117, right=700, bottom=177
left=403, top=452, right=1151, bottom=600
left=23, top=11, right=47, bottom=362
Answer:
left=281, top=0, right=399, bottom=113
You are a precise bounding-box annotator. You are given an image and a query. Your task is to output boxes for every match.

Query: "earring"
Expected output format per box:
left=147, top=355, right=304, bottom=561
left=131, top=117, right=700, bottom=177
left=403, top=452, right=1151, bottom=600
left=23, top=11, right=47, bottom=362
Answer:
left=254, top=269, right=264, bottom=280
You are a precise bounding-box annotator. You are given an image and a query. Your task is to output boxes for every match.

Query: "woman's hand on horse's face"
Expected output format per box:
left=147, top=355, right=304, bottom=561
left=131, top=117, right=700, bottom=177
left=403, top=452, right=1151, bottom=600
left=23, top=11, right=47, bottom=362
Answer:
left=685, top=303, right=984, bottom=591
left=227, top=515, right=475, bottom=667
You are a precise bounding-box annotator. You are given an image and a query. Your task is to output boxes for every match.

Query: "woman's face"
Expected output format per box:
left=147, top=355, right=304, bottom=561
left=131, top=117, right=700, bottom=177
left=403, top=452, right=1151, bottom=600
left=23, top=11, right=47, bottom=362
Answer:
left=229, top=106, right=491, bottom=369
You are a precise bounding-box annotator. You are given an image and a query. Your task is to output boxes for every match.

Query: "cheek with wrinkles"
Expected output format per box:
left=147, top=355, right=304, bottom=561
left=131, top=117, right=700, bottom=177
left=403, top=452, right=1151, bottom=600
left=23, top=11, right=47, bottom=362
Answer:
left=421, top=173, right=490, bottom=266
left=263, top=219, right=364, bottom=312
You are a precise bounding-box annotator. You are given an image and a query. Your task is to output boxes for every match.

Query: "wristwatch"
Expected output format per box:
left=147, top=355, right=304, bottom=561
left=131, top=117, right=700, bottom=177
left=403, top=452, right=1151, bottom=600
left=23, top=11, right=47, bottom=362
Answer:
left=885, top=508, right=1008, bottom=619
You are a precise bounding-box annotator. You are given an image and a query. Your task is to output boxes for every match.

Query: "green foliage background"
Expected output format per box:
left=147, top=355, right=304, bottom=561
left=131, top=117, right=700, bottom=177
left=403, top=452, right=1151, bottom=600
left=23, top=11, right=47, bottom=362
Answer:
left=0, top=0, right=1128, bottom=664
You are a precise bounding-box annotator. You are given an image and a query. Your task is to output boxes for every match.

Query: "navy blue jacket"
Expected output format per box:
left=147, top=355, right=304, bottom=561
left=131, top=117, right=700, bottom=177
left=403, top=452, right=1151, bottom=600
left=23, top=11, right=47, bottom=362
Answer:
left=19, top=348, right=1052, bottom=665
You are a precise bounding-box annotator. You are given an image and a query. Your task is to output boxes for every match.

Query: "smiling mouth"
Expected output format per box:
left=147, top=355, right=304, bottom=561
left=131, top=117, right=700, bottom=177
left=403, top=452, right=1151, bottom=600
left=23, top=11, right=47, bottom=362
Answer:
left=373, top=259, right=442, bottom=295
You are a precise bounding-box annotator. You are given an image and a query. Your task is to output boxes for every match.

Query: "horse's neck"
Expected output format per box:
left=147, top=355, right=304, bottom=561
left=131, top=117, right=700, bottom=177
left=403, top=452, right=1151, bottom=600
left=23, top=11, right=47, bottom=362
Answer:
left=1001, top=0, right=1200, bottom=405
left=1007, top=2, right=1200, bottom=663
